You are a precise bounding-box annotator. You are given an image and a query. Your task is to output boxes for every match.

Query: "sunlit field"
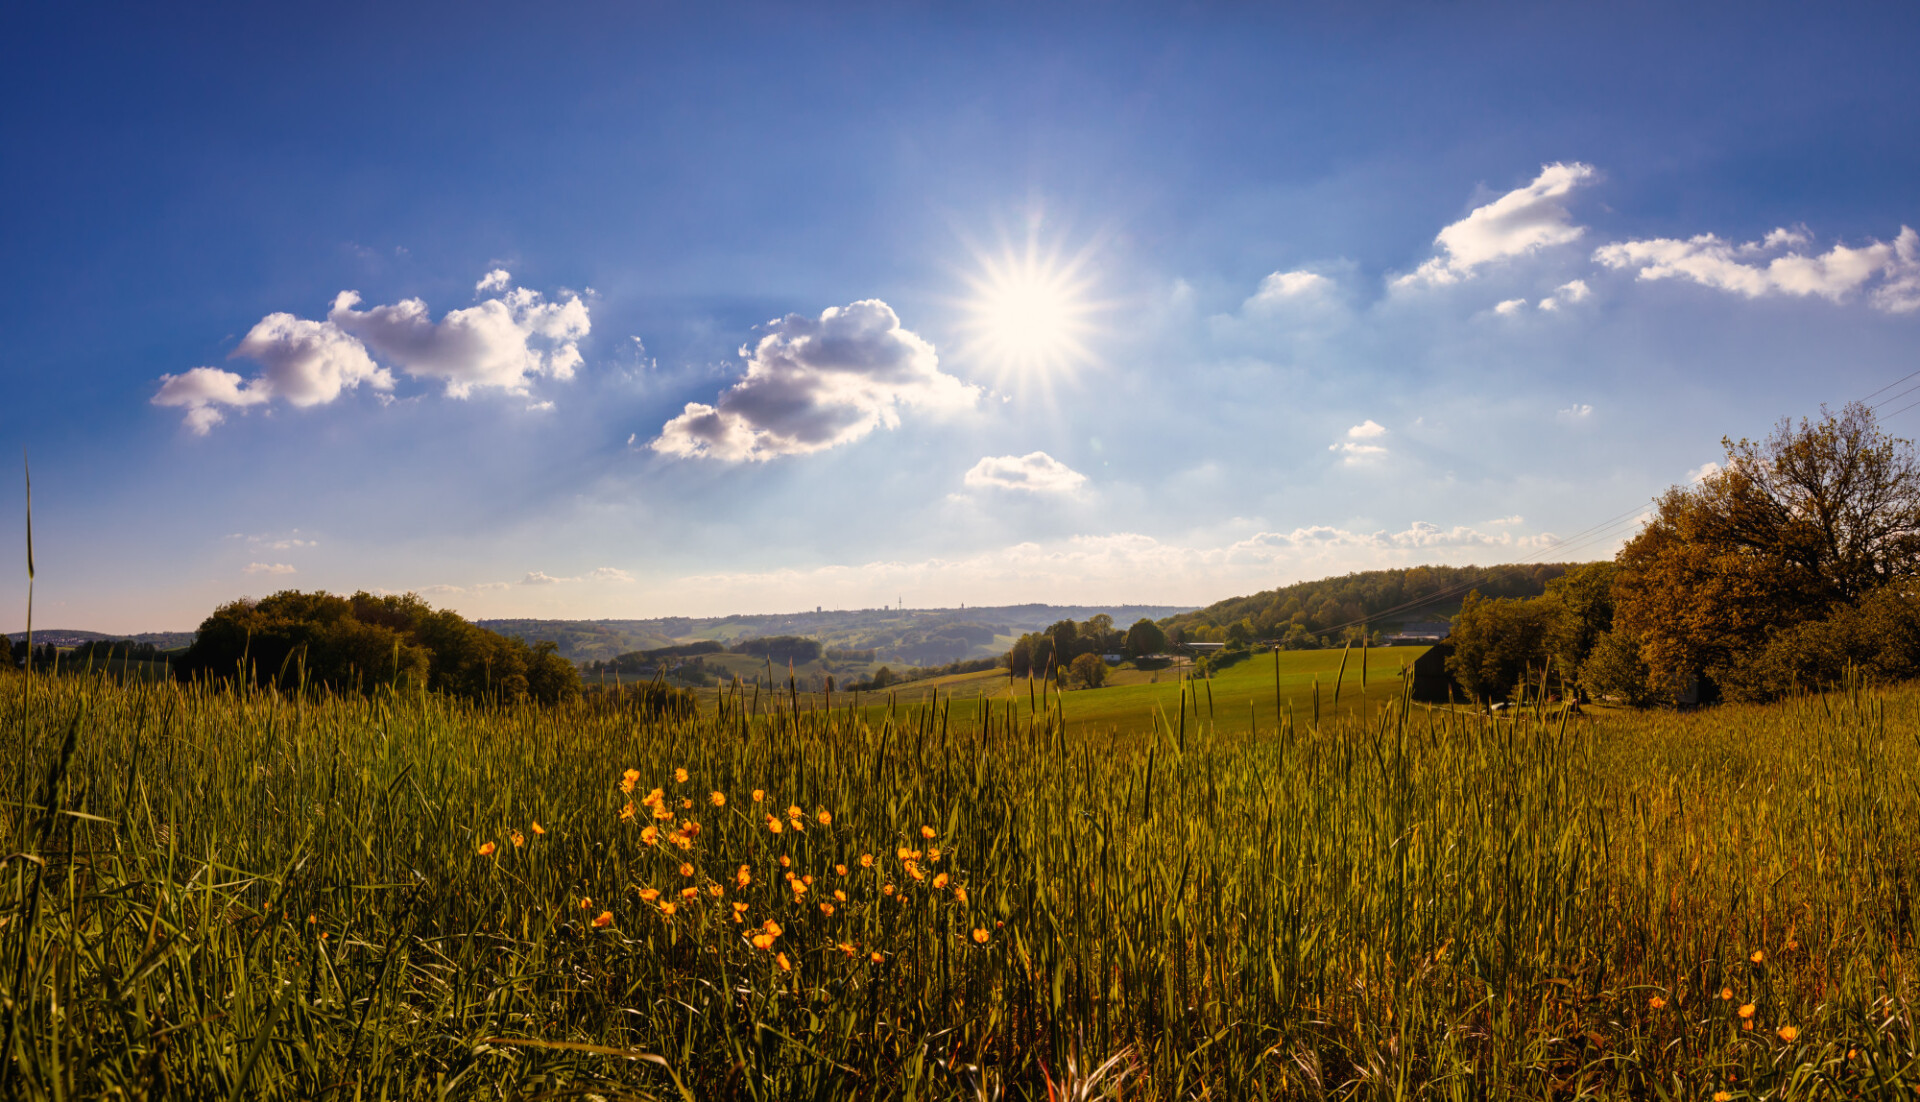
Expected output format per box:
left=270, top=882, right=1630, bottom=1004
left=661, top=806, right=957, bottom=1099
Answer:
left=3, top=665, right=1917, bottom=1099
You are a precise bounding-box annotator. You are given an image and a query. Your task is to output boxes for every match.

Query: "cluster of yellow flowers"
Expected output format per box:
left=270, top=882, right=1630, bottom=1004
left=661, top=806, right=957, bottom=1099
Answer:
left=474, top=819, right=546, bottom=857
left=588, top=767, right=992, bottom=962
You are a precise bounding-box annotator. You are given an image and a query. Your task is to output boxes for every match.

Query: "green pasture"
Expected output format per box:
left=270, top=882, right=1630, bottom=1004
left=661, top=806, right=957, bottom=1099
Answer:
left=732, top=645, right=1431, bottom=738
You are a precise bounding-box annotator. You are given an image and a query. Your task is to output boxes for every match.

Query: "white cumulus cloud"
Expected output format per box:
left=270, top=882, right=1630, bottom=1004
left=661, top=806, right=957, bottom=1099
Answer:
left=1243, top=269, right=1334, bottom=310
left=243, top=562, right=297, bottom=576
left=1394, top=162, right=1598, bottom=288
left=1493, top=298, right=1529, bottom=316
left=963, top=452, right=1088, bottom=494
left=151, top=273, right=590, bottom=432
left=1689, top=461, right=1724, bottom=483
left=1594, top=225, right=1920, bottom=312
left=651, top=299, right=979, bottom=461
left=1330, top=420, right=1389, bottom=463
left=475, top=268, right=511, bottom=294
left=1539, top=279, right=1591, bottom=311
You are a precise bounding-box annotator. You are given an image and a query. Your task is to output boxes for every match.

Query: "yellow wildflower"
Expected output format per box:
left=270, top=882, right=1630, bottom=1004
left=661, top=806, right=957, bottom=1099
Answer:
left=779, top=855, right=791, bottom=868
left=708, top=884, right=725, bottom=897
left=621, top=768, right=640, bottom=793
left=1714, top=1093, right=1732, bottom=1102
left=681, top=798, right=692, bottom=810
left=735, top=865, right=752, bottom=888
left=1750, top=950, right=1765, bottom=964
left=710, top=791, right=726, bottom=807
left=817, top=809, right=832, bottom=826
left=933, top=873, right=949, bottom=889
left=680, top=862, right=695, bottom=878
left=732, top=901, right=749, bottom=914
left=869, top=951, right=884, bottom=964
left=1648, top=995, right=1666, bottom=1010
left=1720, top=986, right=1733, bottom=1000
left=592, top=911, right=613, bottom=928
left=820, top=902, right=835, bottom=915
left=835, top=863, right=848, bottom=877
left=954, top=886, right=968, bottom=904
left=509, top=830, right=525, bottom=848
left=761, top=919, right=782, bottom=937
left=659, top=901, right=677, bottom=917
left=972, top=928, right=989, bottom=944
left=579, top=897, right=592, bottom=909
left=675, top=767, right=688, bottom=783
left=752, top=789, right=765, bottom=803
left=641, top=825, right=660, bottom=846
left=530, top=820, right=545, bottom=835
left=834, top=889, right=847, bottom=902
left=620, top=802, right=637, bottom=822
left=477, top=841, right=497, bottom=857
left=652, top=805, right=674, bottom=821
left=1738, top=1003, right=1756, bottom=1020
left=775, top=952, right=791, bottom=972
left=680, top=886, right=699, bottom=900
left=791, top=879, right=808, bottom=896
left=752, top=933, right=775, bottom=950
left=882, top=884, right=896, bottom=897
left=767, top=816, right=783, bottom=834
left=638, top=888, right=660, bottom=902
left=837, top=942, right=857, bottom=957
left=1777, top=1025, right=1799, bottom=1042
left=921, top=825, right=937, bottom=840
left=859, top=853, right=874, bottom=868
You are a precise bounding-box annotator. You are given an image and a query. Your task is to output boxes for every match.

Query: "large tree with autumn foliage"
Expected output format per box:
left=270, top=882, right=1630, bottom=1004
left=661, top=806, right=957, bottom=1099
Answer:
left=1612, top=403, right=1920, bottom=701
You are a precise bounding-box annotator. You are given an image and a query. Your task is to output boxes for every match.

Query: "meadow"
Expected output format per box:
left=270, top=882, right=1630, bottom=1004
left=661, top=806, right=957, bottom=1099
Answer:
left=2, top=661, right=1918, bottom=1099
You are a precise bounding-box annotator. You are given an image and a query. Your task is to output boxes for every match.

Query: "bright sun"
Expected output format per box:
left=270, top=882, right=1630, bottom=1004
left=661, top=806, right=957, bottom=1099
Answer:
left=959, top=236, right=1098, bottom=385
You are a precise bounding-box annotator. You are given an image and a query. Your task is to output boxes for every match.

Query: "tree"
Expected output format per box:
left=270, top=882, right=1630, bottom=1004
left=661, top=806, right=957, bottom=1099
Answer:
left=1614, top=404, right=1920, bottom=701
left=1445, top=591, right=1560, bottom=704
left=1124, top=618, right=1168, bottom=658
left=1044, top=619, right=1080, bottom=668
left=1542, top=561, right=1618, bottom=696
left=1068, top=652, right=1109, bottom=689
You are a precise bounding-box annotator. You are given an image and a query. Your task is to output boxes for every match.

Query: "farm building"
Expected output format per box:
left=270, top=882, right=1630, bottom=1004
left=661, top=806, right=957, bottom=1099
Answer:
left=1385, top=621, right=1452, bottom=645
left=1409, top=643, right=1460, bottom=702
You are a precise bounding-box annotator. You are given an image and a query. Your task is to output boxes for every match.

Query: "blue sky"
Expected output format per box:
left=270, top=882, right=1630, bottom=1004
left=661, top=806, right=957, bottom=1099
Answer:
left=5, top=1, right=1920, bottom=631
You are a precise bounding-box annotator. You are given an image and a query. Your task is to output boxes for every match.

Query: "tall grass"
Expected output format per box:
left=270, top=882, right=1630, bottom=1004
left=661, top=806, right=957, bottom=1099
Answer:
left=2, top=665, right=1917, bottom=1099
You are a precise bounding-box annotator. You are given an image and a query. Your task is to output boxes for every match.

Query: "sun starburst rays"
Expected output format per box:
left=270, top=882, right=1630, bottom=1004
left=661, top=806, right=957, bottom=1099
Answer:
left=954, top=234, right=1102, bottom=395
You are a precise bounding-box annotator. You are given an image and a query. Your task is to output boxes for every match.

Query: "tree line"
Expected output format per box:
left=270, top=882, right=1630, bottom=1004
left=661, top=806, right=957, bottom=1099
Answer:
left=1448, top=403, right=1920, bottom=705
left=172, top=590, right=581, bottom=704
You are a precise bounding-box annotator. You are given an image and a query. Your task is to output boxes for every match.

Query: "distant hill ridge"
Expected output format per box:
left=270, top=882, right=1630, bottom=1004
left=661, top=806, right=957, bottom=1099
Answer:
left=1163, top=563, right=1584, bottom=642
left=6, top=629, right=196, bottom=650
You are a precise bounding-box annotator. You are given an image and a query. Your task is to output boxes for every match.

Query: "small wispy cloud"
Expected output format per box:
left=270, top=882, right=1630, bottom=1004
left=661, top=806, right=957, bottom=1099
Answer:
left=1330, top=420, right=1389, bottom=464
left=963, top=452, right=1088, bottom=494
left=243, top=562, right=297, bottom=576
left=1557, top=403, right=1593, bottom=420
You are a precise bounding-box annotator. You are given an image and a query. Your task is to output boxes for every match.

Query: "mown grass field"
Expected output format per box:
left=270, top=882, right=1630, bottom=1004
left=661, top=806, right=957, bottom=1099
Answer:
left=707, top=646, right=1428, bottom=740
left=3, top=663, right=1918, bottom=1099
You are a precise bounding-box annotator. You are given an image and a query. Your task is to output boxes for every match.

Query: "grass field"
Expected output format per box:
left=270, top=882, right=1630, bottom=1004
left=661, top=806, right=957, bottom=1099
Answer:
left=3, top=662, right=1918, bottom=1099
left=708, top=646, right=1429, bottom=740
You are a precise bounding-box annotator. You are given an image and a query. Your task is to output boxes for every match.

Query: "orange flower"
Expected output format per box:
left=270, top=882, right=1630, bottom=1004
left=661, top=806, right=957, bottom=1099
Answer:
left=656, top=901, right=676, bottom=917
left=638, top=888, right=660, bottom=902
left=681, top=798, right=692, bottom=810
left=820, top=902, right=835, bottom=915
left=954, top=886, right=968, bottom=904
left=761, top=919, right=782, bottom=937
left=621, top=768, right=641, bottom=793
left=869, top=951, right=884, bottom=964
left=752, top=789, right=765, bottom=803
left=680, top=886, right=700, bottom=900
left=620, top=802, right=637, bottom=822
left=921, top=825, right=937, bottom=840
left=896, top=847, right=914, bottom=861
left=477, top=841, right=497, bottom=857
left=752, top=933, right=776, bottom=950
left=642, top=787, right=664, bottom=807
left=971, top=928, right=989, bottom=944
left=680, top=862, right=695, bottom=878
left=1714, top=1093, right=1732, bottom=1102
left=802, top=874, right=814, bottom=886
left=592, top=910, right=613, bottom=928
left=641, top=825, right=660, bottom=846
left=708, top=884, right=725, bottom=897
left=928, top=848, right=941, bottom=863
left=732, top=901, right=749, bottom=914
left=767, top=816, right=783, bottom=834
left=817, top=810, right=832, bottom=826
left=1648, top=995, right=1666, bottom=1010
left=859, top=854, right=874, bottom=868
left=775, top=952, right=791, bottom=972
left=1777, top=1025, right=1799, bottom=1042
left=837, top=942, right=857, bottom=957
left=530, top=820, right=545, bottom=835
left=674, top=767, right=689, bottom=783
left=835, top=864, right=848, bottom=877
left=933, top=873, right=949, bottom=889
left=1738, top=1003, right=1756, bottom=1020
left=1750, top=950, right=1765, bottom=964
left=509, top=830, right=525, bottom=848
left=1742, top=1020, right=1754, bottom=1031
left=1720, top=986, right=1733, bottom=1000
left=779, top=855, right=791, bottom=868
left=735, top=866, right=752, bottom=888
left=652, top=805, right=674, bottom=821
left=710, top=791, right=726, bottom=807
left=882, top=884, right=896, bottom=897
left=790, top=879, right=808, bottom=896
left=579, top=897, right=592, bottom=909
